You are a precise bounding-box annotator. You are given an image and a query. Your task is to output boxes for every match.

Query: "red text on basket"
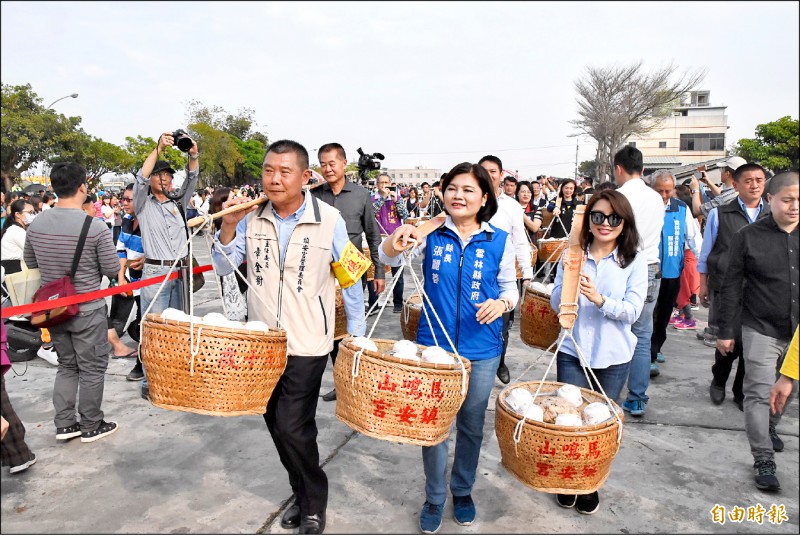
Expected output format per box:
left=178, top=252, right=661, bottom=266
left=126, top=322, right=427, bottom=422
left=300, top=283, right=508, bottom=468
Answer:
left=216, top=348, right=275, bottom=369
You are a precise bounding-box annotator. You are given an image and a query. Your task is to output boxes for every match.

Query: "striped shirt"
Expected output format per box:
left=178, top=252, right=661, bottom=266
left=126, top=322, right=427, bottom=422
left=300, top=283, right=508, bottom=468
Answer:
left=116, top=214, right=144, bottom=296
left=23, top=207, right=120, bottom=312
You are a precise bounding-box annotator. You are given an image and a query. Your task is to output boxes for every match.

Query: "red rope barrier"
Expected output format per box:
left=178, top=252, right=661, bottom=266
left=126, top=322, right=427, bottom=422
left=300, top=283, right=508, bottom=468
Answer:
left=1, top=263, right=215, bottom=319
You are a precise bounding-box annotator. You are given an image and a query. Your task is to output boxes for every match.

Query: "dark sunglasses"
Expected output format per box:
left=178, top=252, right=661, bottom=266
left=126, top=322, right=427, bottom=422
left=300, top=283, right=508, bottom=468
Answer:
left=589, top=211, right=623, bottom=227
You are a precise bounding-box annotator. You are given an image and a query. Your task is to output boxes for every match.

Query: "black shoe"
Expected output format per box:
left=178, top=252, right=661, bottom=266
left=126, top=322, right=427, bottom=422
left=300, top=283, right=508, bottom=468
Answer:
left=556, top=494, right=577, bottom=508
left=770, top=426, right=784, bottom=452
left=393, top=305, right=403, bottom=313
left=126, top=363, right=144, bottom=381
left=55, top=423, right=82, bottom=441
left=141, top=383, right=150, bottom=401
left=299, top=513, right=325, bottom=534
left=496, top=364, right=510, bottom=384
left=753, top=459, right=780, bottom=491
left=576, top=491, right=600, bottom=514
left=280, top=496, right=301, bottom=529
left=321, top=388, right=336, bottom=402
left=709, top=382, right=725, bottom=405
left=80, top=420, right=118, bottom=443
left=733, top=397, right=744, bottom=412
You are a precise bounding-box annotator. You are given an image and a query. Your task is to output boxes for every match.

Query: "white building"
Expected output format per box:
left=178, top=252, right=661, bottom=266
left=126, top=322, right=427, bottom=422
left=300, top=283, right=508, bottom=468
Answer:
left=626, top=90, right=728, bottom=166
left=385, top=166, right=443, bottom=185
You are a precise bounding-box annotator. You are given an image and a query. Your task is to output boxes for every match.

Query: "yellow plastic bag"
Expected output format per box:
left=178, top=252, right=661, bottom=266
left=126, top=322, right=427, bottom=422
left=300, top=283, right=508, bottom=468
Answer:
left=331, top=241, right=372, bottom=288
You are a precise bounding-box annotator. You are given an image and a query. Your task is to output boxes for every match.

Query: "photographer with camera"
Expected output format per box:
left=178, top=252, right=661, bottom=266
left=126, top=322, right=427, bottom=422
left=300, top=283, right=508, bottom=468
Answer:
left=128, top=130, right=199, bottom=398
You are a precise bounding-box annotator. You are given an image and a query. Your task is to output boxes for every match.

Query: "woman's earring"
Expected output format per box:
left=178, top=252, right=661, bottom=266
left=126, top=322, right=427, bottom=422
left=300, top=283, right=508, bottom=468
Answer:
left=481, top=203, right=486, bottom=207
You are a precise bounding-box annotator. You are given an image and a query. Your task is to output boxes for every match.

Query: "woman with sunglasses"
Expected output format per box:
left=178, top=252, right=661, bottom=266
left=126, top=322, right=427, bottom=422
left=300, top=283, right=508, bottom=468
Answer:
left=550, top=189, right=648, bottom=515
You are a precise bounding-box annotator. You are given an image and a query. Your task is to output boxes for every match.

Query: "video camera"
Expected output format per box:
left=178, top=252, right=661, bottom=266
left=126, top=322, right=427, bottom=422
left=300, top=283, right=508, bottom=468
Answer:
left=356, top=147, right=384, bottom=185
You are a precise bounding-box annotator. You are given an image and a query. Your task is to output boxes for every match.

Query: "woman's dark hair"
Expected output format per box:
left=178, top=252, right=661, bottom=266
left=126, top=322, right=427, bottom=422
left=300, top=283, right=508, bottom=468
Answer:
left=210, top=187, right=232, bottom=231
left=29, top=195, right=43, bottom=212
left=1, top=199, right=32, bottom=237
left=515, top=180, right=534, bottom=210
left=408, top=187, right=418, bottom=198
left=440, top=162, right=497, bottom=223
left=593, top=181, right=618, bottom=193
left=558, top=178, right=577, bottom=200
left=579, top=190, right=640, bottom=269
left=674, top=184, right=692, bottom=207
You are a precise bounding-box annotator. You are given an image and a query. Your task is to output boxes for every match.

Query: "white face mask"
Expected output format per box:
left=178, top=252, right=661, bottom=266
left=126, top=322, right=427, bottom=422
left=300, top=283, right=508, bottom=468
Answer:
left=24, top=213, right=36, bottom=226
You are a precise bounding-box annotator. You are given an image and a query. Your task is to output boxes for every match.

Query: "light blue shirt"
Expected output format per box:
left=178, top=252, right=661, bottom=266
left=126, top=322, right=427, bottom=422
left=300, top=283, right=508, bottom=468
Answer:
left=697, top=197, right=764, bottom=274
left=550, top=248, right=648, bottom=369
left=211, top=193, right=366, bottom=336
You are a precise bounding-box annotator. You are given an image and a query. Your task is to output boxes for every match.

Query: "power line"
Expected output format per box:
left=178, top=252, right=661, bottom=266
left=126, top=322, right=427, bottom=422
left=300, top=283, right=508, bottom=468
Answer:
left=389, top=143, right=594, bottom=156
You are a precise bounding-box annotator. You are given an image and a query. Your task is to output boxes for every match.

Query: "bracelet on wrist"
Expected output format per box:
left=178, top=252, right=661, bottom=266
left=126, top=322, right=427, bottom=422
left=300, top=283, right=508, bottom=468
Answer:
left=189, top=153, right=199, bottom=160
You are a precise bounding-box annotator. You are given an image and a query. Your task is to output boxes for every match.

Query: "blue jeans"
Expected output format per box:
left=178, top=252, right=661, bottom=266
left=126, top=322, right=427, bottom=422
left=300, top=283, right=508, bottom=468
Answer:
left=625, top=264, right=660, bottom=404
left=556, top=351, right=630, bottom=403
left=139, top=263, right=184, bottom=389
left=422, top=355, right=500, bottom=505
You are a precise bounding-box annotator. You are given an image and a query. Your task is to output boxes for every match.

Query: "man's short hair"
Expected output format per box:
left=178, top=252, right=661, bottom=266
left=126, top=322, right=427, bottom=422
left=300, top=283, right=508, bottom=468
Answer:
left=503, top=176, right=517, bottom=184
left=125, top=183, right=134, bottom=192
left=50, top=162, right=86, bottom=198
left=378, top=172, right=392, bottom=181
left=733, top=162, right=766, bottom=181
left=613, top=145, right=644, bottom=175
left=266, top=139, right=309, bottom=170
left=317, top=142, right=346, bottom=162
left=420, top=182, right=430, bottom=188
left=768, top=171, right=799, bottom=195
left=478, top=155, right=503, bottom=172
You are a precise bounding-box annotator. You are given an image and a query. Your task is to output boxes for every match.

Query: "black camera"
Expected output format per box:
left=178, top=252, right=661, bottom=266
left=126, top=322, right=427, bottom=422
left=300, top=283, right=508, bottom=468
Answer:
left=171, top=129, right=194, bottom=152
left=356, top=147, right=384, bottom=185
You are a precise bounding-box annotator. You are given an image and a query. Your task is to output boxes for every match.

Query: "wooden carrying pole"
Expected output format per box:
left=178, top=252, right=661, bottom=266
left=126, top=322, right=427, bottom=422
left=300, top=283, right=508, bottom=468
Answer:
left=391, top=214, right=448, bottom=252
left=558, top=205, right=586, bottom=330
left=187, top=196, right=268, bottom=228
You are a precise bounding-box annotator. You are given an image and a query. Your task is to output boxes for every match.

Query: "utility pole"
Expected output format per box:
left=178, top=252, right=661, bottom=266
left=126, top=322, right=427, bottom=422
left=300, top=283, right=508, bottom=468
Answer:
left=574, top=138, right=579, bottom=180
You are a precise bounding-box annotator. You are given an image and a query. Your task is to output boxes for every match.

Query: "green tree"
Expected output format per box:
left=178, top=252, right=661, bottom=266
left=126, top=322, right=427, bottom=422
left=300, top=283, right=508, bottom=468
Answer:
left=578, top=159, right=598, bottom=179
left=733, top=116, right=799, bottom=172
left=232, top=136, right=266, bottom=183
left=120, top=135, right=188, bottom=180
left=75, top=136, right=131, bottom=188
left=1, top=83, right=86, bottom=191
left=188, top=122, right=242, bottom=187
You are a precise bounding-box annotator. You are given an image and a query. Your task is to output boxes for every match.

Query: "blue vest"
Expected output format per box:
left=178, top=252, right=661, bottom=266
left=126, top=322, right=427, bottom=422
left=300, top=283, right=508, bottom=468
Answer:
left=417, top=224, right=508, bottom=361
left=659, top=198, right=687, bottom=279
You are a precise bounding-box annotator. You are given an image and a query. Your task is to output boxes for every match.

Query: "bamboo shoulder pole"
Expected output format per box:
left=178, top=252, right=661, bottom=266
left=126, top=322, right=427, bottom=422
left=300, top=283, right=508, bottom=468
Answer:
left=187, top=196, right=268, bottom=228
left=558, top=205, right=586, bottom=330
left=392, top=214, right=448, bottom=252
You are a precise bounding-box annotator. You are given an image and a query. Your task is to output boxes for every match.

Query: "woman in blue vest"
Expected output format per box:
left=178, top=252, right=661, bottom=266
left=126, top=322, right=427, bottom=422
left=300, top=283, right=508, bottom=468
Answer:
left=380, top=162, right=518, bottom=534
left=550, top=189, right=647, bottom=515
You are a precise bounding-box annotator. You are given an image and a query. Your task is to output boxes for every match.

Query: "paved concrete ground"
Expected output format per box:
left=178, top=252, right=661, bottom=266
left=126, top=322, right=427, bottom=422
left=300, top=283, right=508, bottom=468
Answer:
left=1, top=238, right=797, bottom=533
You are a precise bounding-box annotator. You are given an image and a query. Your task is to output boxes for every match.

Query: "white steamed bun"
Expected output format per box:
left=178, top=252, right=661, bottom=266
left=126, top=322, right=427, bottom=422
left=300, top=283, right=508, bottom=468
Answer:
left=554, top=413, right=583, bottom=427
left=556, top=384, right=583, bottom=408
left=244, top=321, right=271, bottom=332
left=421, top=346, right=454, bottom=365
left=161, top=308, right=189, bottom=321
left=351, top=336, right=378, bottom=352
left=582, top=402, right=612, bottom=426
left=202, top=312, right=229, bottom=326
left=392, top=340, right=419, bottom=361
left=506, top=388, right=534, bottom=415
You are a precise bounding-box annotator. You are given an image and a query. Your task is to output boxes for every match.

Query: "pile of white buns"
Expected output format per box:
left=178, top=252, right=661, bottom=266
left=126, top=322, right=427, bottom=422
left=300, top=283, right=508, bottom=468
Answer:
left=504, top=383, right=613, bottom=427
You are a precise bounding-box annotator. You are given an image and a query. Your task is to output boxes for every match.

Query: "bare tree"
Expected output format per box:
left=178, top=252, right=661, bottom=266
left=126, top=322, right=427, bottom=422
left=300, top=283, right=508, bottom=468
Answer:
left=571, top=61, right=707, bottom=182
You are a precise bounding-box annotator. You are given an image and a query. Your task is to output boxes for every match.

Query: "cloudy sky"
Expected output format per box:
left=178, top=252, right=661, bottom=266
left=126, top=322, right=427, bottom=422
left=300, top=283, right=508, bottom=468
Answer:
left=2, top=1, right=798, bottom=178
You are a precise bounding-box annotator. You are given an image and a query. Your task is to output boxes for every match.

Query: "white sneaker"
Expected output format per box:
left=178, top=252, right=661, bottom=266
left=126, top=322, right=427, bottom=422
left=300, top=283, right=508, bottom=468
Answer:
left=37, top=346, right=59, bottom=366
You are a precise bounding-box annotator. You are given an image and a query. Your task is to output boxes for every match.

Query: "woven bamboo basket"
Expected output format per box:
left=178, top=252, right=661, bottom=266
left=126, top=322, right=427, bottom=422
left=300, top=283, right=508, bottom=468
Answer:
left=519, top=286, right=560, bottom=350
left=400, top=293, right=422, bottom=341
left=495, top=380, right=624, bottom=494
left=333, top=337, right=472, bottom=446
left=333, top=285, right=348, bottom=340
left=537, top=238, right=568, bottom=262
left=365, top=247, right=392, bottom=281
left=541, top=209, right=555, bottom=228
left=515, top=243, right=539, bottom=279
left=140, top=313, right=288, bottom=416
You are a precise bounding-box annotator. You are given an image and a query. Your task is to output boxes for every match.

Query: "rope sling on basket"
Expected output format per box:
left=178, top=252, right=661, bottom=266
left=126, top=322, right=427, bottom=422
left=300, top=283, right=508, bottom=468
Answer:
left=137, top=210, right=288, bottom=416
left=494, top=205, right=625, bottom=494
left=333, top=234, right=472, bottom=447
left=518, top=209, right=570, bottom=351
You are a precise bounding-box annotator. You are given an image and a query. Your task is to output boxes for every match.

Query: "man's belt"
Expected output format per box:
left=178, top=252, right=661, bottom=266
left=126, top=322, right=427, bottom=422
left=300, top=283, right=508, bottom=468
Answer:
left=144, top=257, right=188, bottom=267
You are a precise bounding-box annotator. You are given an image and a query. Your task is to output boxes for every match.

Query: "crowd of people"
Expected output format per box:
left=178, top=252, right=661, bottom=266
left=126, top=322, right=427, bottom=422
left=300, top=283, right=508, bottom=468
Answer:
left=0, top=134, right=797, bottom=534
